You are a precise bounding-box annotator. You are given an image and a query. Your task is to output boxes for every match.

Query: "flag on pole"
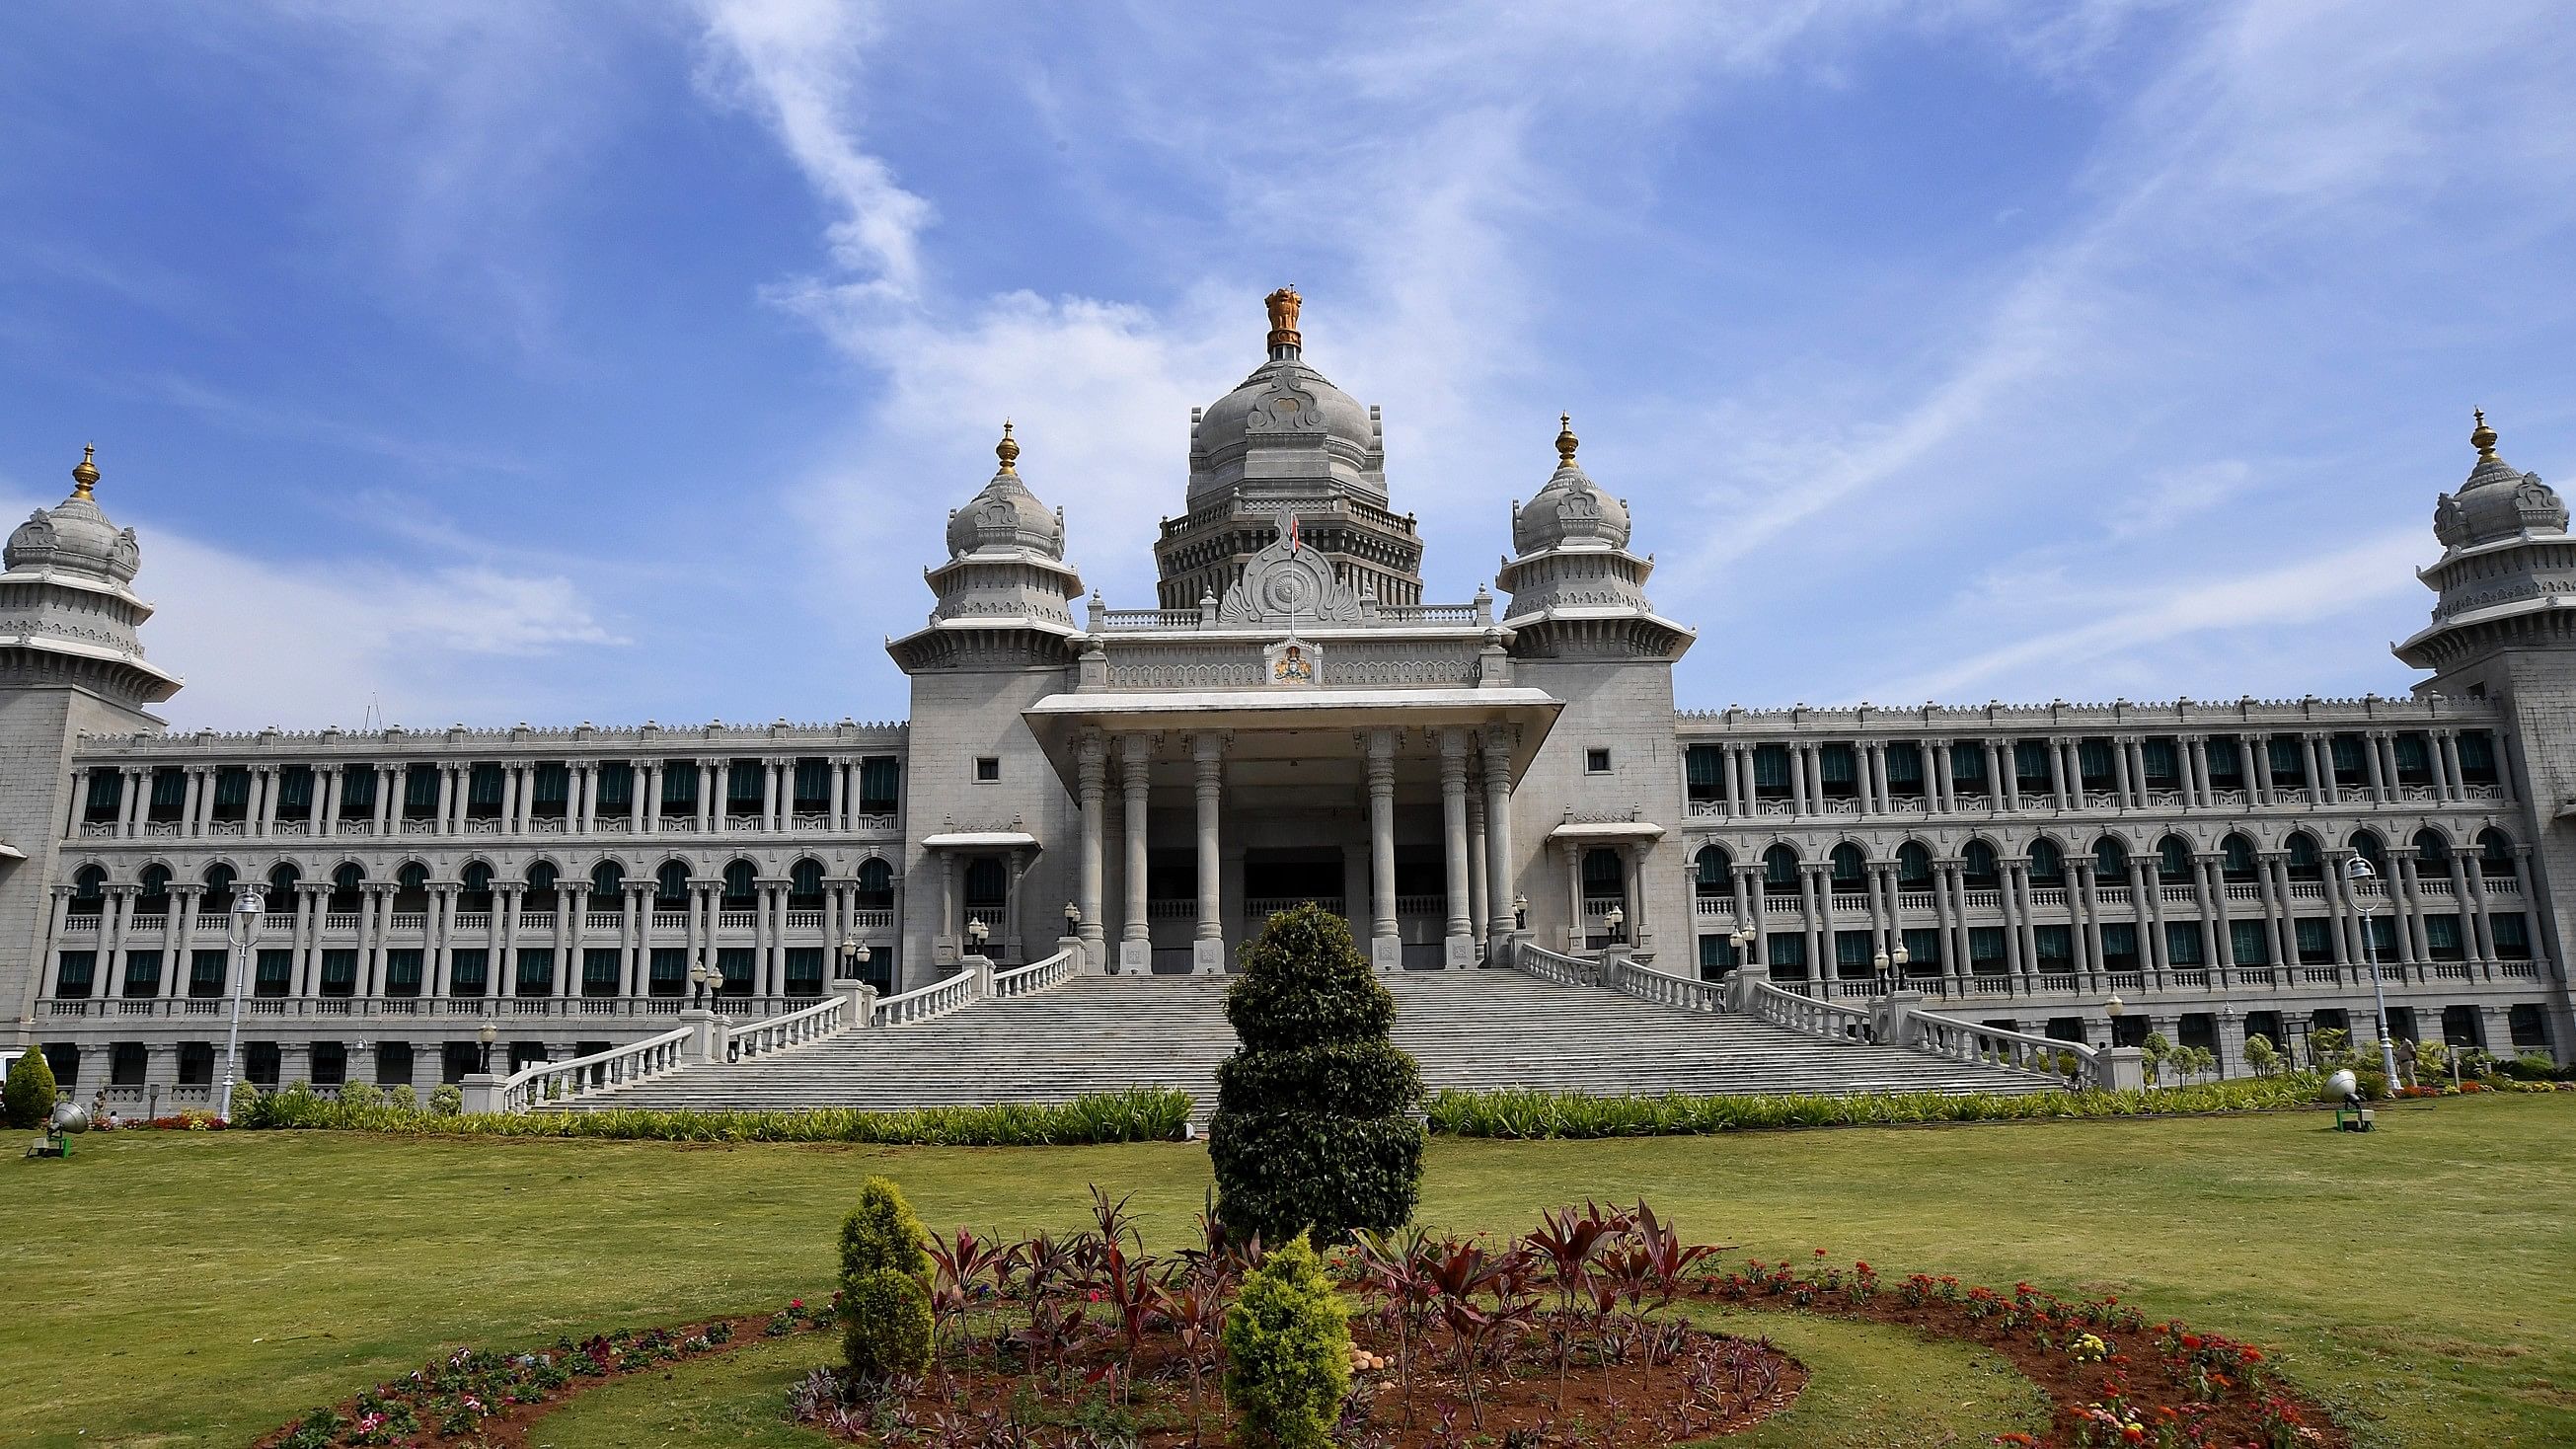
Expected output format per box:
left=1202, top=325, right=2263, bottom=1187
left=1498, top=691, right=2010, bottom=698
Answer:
left=1286, top=512, right=1301, bottom=554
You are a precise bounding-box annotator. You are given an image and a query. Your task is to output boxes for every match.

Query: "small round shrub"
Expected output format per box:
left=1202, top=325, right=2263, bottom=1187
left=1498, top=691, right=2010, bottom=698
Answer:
left=839, top=1176, right=933, bottom=1384
left=1221, top=1232, right=1350, bottom=1449
left=340, top=1080, right=383, bottom=1109
left=428, top=1083, right=464, bottom=1115
left=4, top=1047, right=58, bottom=1129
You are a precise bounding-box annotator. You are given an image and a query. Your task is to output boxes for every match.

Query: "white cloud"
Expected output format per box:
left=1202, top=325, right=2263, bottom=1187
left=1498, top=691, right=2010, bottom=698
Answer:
left=2, top=487, right=625, bottom=731
left=2108, top=460, right=2251, bottom=539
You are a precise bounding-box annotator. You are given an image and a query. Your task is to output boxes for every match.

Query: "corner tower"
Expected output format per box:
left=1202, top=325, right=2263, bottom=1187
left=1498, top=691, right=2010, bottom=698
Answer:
left=1153, top=289, right=1426, bottom=608
left=3, top=448, right=180, bottom=1039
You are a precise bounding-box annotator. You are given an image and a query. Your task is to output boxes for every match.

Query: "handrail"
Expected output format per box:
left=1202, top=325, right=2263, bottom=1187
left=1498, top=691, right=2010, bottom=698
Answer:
left=724, top=993, right=847, bottom=1062
left=500, top=1024, right=693, bottom=1111
left=874, top=965, right=981, bottom=1027
left=1511, top=940, right=1599, bottom=988
left=1600, top=953, right=1725, bottom=1013
left=992, top=947, right=1076, bottom=999
left=1729, top=974, right=1877, bottom=1042
left=1905, top=1004, right=2099, bottom=1086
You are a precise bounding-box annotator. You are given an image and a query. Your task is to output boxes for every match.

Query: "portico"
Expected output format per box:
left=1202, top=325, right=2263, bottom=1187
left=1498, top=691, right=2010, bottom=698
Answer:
left=1026, top=690, right=1557, bottom=972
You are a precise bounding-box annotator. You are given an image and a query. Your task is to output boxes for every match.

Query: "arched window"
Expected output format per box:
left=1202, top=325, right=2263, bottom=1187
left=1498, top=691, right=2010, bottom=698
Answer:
left=2347, top=830, right=2385, bottom=869
left=201, top=863, right=238, bottom=913
left=590, top=861, right=626, bottom=906
left=721, top=860, right=758, bottom=907
left=2158, top=835, right=2193, bottom=882
left=1762, top=844, right=1801, bottom=895
left=1693, top=845, right=1732, bottom=896
left=855, top=858, right=894, bottom=910
left=1580, top=848, right=1625, bottom=901
left=655, top=861, right=691, bottom=904
left=2220, top=833, right=2257, bottom=881
left=789, top=858, right=826, bottom=908
left=1828, top=843, right=1866, bottom=887
left=1895, top=841, right=1932, bottom=889
left=395, top=863, right=430, bottom=911
left=1961, top=840, right=2000, bottom=889
left=524, top=862, right=560, bottom=900
left=138, top=864, right=172, bottom=911
left=70, top=865, right=108, bottom=915
left=2284, top=832, right=2322, bottom=881
left=2090, top=836, right=2128, bottom=878
left=267, top=863, right=302, bottom=902
left=330, top=863, right=365, bottom=911
left=2412, top=828, right=2452, bottom=867
left=458, top=861, right=493, bottom=911
left=2478, top=828, right=2517, bottom=877
left=2026, top=838, right=2064, bottom=885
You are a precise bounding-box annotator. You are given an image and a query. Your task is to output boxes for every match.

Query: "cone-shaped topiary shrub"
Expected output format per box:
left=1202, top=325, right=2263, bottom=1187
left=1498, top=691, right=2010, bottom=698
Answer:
left=1210, top=903, right=1424, bottom=1245
left=839, top=1175, right=933, bottom=1384
left=5, top=1047, right=58, bottom=1129
left=1221, top=1232, right=1351, bottom=1449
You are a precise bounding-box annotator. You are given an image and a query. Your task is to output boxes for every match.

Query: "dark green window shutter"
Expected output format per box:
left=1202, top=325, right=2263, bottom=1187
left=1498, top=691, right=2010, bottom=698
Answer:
left=55, top=951, right=96, bottom=997
left=515, top=950, right=555, bottom=995
left=717, top=948, right=756, bottom=993
left=122, top=951, right=163, bottom=997
left=2164, top=924, right=2204, bottom=965
left=582, top=949, right=622, bottom=994
left=449, top=950, right=489, bottom=993
left=384, top=950, right=423, bottom=995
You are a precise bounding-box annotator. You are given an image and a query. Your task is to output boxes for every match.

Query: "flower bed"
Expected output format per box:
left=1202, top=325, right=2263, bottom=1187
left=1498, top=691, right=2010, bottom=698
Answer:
left=255, top=1193, right=2344, bottom=1449
left=1707, top=1254, right=2343, bottom=1447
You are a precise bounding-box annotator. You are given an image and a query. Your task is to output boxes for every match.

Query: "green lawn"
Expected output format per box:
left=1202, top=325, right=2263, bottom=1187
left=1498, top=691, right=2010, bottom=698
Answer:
left=7, top=1097, right=2574, bottom=1448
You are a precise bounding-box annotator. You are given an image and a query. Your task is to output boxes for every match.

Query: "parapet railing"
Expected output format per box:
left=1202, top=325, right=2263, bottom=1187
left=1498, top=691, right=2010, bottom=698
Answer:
left=992, top=946, right=1077, bottom=999
left=1728, top=974, right=1878, bottom=1042
left=1511, top=940, right=1599, bottom=988
left=1599, top=953, right=1727, bottom=1013
left=498, top=1024, right=694, bottom=1111
left=1902, top=1006, right=2099, bottom=1087
left=873, top=969, right=980, bottom=1028
left=724, top=993, right=848, bottom=1061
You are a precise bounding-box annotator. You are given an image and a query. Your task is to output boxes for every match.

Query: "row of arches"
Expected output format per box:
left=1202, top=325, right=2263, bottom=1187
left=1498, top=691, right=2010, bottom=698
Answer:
left=67, top=857, right=899, bottom=914
left=1694, top=827, right=2522, bottom=895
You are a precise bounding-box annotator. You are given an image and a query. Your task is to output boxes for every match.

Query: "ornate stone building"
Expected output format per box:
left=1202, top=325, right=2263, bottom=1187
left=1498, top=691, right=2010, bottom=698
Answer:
left=3, top=299, right=2567, bottom=1110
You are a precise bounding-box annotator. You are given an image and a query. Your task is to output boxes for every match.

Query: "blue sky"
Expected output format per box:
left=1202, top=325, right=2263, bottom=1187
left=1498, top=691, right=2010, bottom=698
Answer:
left=4, top=2, right=2572, bottom=730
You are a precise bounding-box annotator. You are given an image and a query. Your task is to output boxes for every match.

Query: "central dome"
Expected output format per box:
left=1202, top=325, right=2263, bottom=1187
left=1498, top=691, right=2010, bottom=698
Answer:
left=1184, top=287, right=1385, bottom=507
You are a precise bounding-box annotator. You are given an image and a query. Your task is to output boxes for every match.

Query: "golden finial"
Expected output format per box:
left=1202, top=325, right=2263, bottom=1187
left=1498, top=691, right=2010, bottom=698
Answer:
left=1554, top=413, right=1579, bottom=469
left=70, top=443, right=99, bottom=498
left=2471, top=408, right=2498, bottom=461
left=995, top=419, right=1020, bottom=474
left=1263, top=284, right=1303, bottom=350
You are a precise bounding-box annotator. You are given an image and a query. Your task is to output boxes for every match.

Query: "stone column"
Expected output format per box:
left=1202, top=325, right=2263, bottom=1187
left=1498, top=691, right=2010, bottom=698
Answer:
left=1119, top=733, right=1151, bottom=973
left=1990, top=740, right=2014, bottom=810
left=2253, top=853, right=2287, bottom=969
left=624, top=882, right=649, bottom=995
left=640, top=762, right=661, bottom=832
left=761, top=761, right=781, bottom=833
left=1624, top=839, right=1653, bottom=955
left=1932, top=862, right=1960, bottom=985
left=2001, top=861, right=2029, bottom=981
left=2110, top=735, right=2135, bottom=806
left=1481, top=726, right=1515, bottom=954
left=2130, top=857, right=2165, bottom=986
left=1192, top=731, right=1229, bottom=974
left=1929, top=738, right=1954, bottom=812
left=498, top=765, right=521, bottom=837
left=1862, top=741, right=1889, bottom=814
left=2461, top=858, right=2497, bottom=970
left=1438, top=727, right=1474, bottom=967
left=827, top=758, right=848, bottom=833
left=1466, top=790, right=1490, bottom=942
left=295, top=883, right=328, bottom=998
left=2435, top=730, right=2464, bottom=801
left=1789, top=742, right=1814, bottom=815
left=2391, top=854, right=2426, bottom=967
left=428, top=883, right=454, bottom=996
left=2072, top=859, right=2103, bottom=986
left=1075, top=732, right=1108, bottom=968
left=2201, top=856, right=2235, bottom=973
left=2362, top=731, right=2388, bottom=803
left=1804, top=864, right=1831, bottom=984
left=497, top=883, right=523, bottom=1000
left=1560, top=843, right=1586, bottom=953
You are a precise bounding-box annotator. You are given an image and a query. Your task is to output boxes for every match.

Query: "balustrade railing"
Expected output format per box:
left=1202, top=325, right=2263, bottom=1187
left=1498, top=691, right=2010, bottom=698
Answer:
left=992, top=947, right=1077, bottom=999
left=1904, top=1007, right=2097, bottom=1086
left=1599, top=953, right=1725, bottom=1013
left=723, top=994, right=846, bottom=1063
left=500, top=1024, right=693, bottom=1111
left=1733, top=975, right=1876, bottom=1041
left=873, top=967, right=981, bottom=1027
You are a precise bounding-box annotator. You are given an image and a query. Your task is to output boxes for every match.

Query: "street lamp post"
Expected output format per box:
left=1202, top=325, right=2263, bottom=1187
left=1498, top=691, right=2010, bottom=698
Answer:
left=1512, top=893, right=1529, bottom=931
left=838, top=936, right=859, bottom=982
left=689, top=954, right=714, bottom=1008
left=2344, top=857, right=2404, bottom=1088
left=477, top=1020, right=498, bottom=1073
left=1605, top=904, right=1626, bottom=946
left=966, top=917, right=991, bottom=956
left=1870, top=944, right=1912, bottom=993
left=216, top=885, right=268, bottom=1121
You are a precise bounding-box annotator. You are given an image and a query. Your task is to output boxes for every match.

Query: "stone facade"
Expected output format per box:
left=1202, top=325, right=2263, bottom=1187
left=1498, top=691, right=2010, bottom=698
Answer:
left=4, top=309, right=2569, bottom=1112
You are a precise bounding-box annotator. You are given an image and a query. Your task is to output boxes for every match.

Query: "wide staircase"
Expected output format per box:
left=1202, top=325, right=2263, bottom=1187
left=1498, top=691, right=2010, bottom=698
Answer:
left=566, top=969, right=2047, bottom=1115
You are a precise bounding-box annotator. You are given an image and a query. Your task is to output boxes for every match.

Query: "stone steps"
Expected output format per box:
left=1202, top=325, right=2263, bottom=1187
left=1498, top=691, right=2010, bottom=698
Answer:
left=559, top=969, right=2051, bottom=1114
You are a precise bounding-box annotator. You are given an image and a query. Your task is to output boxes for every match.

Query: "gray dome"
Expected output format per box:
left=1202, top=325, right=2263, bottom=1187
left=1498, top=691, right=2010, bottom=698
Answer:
left=2434, top=411, right=2566, bottom=550
left=1192, top=356, right=1377, bottom=462
left=943, top=423, right=1066, bottom=559
left=1511, top=416, right=1631, bottom=555
left=6, top=446, right=140, bottom=584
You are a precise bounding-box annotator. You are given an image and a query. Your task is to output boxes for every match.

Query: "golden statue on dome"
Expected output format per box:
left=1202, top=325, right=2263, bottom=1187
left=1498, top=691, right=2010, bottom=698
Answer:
left=1264, top=285, right=1302, bottom=350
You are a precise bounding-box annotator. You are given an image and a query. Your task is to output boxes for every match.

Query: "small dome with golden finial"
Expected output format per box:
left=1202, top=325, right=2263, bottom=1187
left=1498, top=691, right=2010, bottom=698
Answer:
left=1512, top=411, right=1631, bottom=555
left=945, top=419, right=1066, bottom=559
left=2435, top=408, right=2566, bottom=550
left=7, top=444, right=142, bottom=583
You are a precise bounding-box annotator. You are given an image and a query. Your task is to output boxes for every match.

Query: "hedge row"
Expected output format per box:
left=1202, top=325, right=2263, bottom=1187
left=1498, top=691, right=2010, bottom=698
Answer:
left=238, top=1086, right=1194, bottom=1145
left=1422, top=1075, right=2329, bottom=1138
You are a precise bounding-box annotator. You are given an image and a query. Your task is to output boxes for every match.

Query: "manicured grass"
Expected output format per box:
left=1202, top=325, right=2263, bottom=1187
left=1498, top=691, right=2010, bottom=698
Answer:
left=7, top=1098, right=2574, bottom=1448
